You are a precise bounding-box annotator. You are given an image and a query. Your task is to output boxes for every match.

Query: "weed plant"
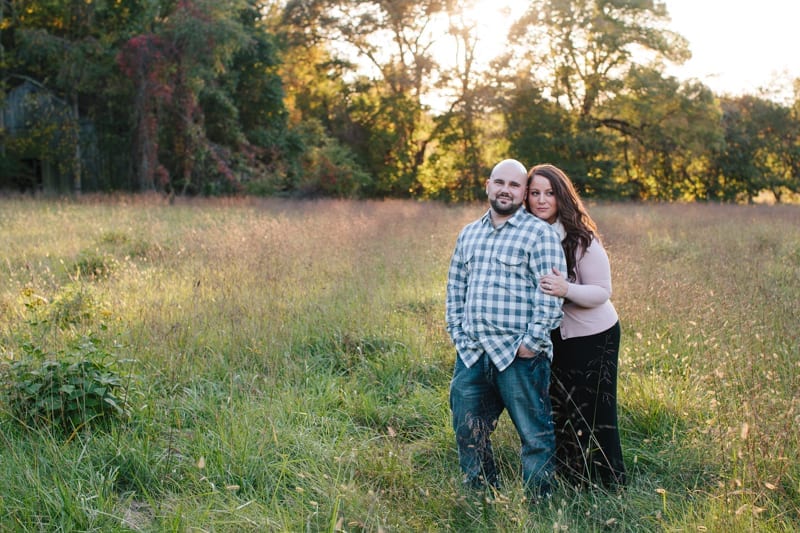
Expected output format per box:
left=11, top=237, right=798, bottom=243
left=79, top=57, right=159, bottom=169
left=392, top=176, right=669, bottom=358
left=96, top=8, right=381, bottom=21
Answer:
left=3, top=334, right=130, bottom=431
left=0, top=196, right=798, bottom=531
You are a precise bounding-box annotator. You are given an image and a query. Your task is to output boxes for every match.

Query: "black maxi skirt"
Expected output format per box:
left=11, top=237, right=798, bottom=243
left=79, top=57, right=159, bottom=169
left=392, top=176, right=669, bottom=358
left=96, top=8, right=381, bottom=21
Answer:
left=550, top=321, right=626, bottom=488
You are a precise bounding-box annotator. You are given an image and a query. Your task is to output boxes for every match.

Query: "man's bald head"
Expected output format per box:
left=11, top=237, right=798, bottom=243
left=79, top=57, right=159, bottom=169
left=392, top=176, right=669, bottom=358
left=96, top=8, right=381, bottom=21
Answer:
left=490, top=159, right=528, bottom=182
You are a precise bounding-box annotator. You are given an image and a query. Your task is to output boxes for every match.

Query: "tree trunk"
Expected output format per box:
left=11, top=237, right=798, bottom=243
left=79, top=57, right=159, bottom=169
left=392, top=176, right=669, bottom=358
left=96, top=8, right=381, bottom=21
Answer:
left=72, top=96, right=82, bottom=194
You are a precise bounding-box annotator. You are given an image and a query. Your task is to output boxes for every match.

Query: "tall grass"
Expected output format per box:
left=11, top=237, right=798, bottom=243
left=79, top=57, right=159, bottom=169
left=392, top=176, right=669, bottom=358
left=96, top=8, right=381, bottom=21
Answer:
left=0, top=196, right=798, bottom=531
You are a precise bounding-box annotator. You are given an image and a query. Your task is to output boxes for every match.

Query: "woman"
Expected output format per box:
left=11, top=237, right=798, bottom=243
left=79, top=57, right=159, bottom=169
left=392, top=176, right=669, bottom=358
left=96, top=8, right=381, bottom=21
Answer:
left=526, top=163, right=626, bottom=489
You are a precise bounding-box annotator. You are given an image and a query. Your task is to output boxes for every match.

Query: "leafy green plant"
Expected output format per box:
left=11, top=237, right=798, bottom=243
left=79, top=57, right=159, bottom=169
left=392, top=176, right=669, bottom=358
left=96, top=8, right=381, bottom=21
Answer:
left=48, top=283, right=98, bottom=328
left=72, top=249, right=118, bottom=279
left=2, top=335, right=131, bottom=431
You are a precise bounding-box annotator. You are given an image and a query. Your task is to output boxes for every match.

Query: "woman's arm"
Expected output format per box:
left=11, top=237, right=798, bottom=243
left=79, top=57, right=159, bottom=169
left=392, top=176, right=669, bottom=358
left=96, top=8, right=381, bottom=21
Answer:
left=540, top=239, right=612, bottom=308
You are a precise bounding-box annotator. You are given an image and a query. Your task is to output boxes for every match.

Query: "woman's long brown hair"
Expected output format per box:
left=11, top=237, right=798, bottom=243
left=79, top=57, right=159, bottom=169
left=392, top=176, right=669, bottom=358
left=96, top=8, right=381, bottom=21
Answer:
left=526, top=164, right=598, bottom=281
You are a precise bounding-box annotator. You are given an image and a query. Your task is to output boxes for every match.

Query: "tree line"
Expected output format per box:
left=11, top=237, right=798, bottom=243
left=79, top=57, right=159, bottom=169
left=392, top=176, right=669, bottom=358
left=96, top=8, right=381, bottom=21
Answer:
left=1, top=0, right=798, bottom=202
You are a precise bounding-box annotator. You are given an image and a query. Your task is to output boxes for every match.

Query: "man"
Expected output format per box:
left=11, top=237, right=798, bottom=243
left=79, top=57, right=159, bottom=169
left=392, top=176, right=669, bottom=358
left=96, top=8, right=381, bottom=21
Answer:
left=445, top=158, right=566, bottom=501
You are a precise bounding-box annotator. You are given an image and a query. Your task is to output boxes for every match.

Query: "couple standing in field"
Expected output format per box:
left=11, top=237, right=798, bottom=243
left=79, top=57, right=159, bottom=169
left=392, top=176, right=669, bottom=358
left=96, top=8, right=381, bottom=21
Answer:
left=445, top=159, right=625, bottom=504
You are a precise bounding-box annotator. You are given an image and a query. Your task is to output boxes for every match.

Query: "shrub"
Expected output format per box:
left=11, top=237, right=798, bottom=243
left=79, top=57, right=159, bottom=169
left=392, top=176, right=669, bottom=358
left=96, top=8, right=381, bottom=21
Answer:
left=48, top=283, right=97, bottom=328
left=2, top=335, right=131, bottom=432
left=72, top=249, right=118, bottom=278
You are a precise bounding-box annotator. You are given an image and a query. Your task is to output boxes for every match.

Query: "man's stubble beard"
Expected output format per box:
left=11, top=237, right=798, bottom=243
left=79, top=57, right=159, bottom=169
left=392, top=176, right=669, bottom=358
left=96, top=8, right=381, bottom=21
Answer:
left=490, top=197, right=522, bottom=217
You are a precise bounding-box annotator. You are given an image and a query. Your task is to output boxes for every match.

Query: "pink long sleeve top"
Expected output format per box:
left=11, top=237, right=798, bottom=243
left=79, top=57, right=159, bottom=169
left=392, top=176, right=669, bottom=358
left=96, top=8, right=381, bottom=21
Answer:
left=557, top=236, right=619, bottom=340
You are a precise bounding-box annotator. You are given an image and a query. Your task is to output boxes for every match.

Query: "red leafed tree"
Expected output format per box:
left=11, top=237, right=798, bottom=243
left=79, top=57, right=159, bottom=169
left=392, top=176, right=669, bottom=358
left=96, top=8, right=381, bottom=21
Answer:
left=117, top=0, right=250, bottom=194
left=117, top=34, right=173, bottom=191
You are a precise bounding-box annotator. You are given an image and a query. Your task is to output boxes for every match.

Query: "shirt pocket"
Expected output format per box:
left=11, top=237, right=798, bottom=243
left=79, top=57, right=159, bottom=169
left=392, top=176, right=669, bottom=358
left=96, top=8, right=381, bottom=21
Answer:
left=493, top=251, right=530, bottom=296
left=463, top=249, right=475, bottom=276
left=494, top=251, right=526, bottom=274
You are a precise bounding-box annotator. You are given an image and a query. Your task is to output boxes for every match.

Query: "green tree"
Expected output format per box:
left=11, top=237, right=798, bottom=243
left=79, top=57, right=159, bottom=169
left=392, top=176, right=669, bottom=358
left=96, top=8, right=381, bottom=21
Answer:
left=3, top=0, right=290, bottom=194
left=502, top=0, right=691, bottom=196
left=278, top=0, right=373, bottom=196
left=711, top=95, right=800, bottom=203
left=308, top=0, right=455, bottom=196
left=116, top=0, right=291, bottom=195
left=511, top=0, right=689, bottom=118
left=604, top=67, right=722, bottom=200
left=5, top=0, right=113, bottom=192
left=156, top=0, right=253, bottom=195
left=756, top=95, right=800, bottom=202
left=202, top=1, right=291, bottom=194
left=420, top=3, right=499, bottom=201
left=500, top=77, right=616, bottom=197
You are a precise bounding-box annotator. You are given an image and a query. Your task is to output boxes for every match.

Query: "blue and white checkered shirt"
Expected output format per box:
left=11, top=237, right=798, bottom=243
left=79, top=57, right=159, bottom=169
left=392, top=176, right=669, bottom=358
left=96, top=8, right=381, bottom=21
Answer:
left=446, top=207, right=566, bottom=371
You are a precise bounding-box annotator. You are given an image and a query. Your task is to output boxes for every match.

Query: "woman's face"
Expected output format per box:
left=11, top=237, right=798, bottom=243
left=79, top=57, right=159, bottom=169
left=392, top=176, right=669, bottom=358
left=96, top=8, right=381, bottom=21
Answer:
left=528, top=174, right=558, bottom=224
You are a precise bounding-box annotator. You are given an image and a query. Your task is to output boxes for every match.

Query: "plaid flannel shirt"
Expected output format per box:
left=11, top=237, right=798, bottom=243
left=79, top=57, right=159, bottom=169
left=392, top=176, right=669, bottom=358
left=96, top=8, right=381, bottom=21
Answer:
left=446, top=207, right=566, bottom=371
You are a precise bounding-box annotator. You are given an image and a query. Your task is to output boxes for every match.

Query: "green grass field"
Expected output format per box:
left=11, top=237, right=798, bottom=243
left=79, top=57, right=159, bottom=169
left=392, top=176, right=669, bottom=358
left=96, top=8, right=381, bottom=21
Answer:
left=0, top=195, right=798, bottom=531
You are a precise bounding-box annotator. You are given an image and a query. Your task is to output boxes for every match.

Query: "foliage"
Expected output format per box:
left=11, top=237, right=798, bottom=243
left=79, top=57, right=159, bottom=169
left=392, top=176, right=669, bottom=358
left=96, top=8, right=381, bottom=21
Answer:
left=47, top=283, right=100, bottom=328
left=504, top=80, right=608, bottom=194
left=116, top=0, right=257, bottom=194
left=604, top=67, right=723, bottom=200
left=0, top=0, right=797, bottom=200
left=295, top=120, right=371, bottom=197
left=0, top=81, right=79, bottom=192
left=2, top=335, right=131, bottom=432
left=510, top=0, right=689, bottom=118
left=2, top=0, right=292, bottom=195
left=285, top=0, right=456, bottom=197
left=710, top=95, right=800, bottom=203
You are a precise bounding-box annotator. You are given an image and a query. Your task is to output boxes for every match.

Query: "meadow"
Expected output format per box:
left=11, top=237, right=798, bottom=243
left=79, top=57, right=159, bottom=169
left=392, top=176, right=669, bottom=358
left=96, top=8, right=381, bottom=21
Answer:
left=0, top=195, right=798, bottom=532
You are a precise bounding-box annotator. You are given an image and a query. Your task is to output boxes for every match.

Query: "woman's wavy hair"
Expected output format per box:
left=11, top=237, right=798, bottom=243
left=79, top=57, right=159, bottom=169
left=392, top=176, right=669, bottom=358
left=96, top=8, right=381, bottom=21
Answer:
left=526, top=164, right=598, bottom=281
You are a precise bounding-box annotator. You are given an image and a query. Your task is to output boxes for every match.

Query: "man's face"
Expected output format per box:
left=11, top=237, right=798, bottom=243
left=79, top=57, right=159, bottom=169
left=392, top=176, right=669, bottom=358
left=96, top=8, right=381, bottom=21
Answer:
left=486, top=172, right=526, bottom=217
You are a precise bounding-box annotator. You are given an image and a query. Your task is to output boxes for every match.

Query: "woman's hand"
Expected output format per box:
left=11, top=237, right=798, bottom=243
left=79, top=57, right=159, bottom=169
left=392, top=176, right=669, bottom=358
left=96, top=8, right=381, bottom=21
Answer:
left=540, top=267, right=568, bottom=298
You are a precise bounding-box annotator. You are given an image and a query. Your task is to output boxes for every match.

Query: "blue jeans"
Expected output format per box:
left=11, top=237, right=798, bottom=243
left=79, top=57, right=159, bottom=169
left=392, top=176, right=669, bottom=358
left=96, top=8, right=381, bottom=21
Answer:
left=450, top=352, right=555, bottom=496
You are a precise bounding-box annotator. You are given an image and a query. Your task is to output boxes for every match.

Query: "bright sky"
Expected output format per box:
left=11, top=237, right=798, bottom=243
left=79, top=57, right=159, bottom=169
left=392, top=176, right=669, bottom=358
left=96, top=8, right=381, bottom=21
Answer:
left=664, top=0, right=799, bottom=100
left=456, top=0, right=799, bottom=101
